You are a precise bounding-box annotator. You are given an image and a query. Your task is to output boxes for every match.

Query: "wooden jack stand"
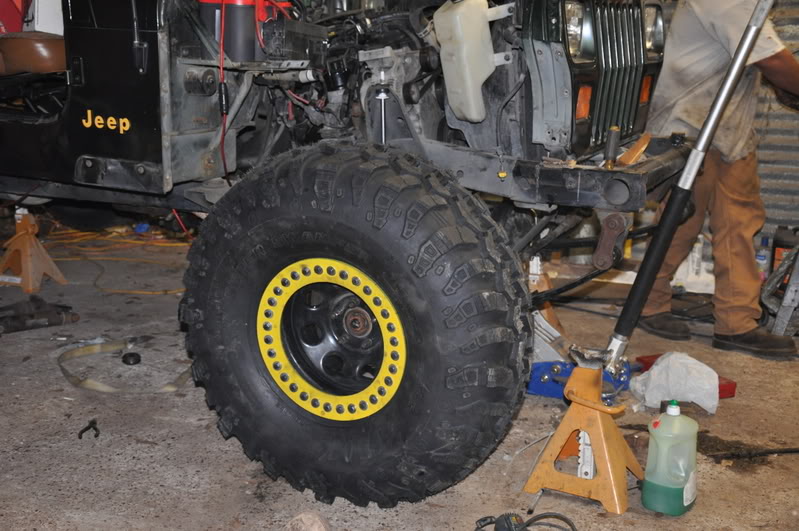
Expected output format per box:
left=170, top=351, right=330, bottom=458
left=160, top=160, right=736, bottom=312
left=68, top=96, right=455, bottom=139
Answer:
left=523, top=367, right=644, bottom=514
left=0, top=212, right=67, bottom=293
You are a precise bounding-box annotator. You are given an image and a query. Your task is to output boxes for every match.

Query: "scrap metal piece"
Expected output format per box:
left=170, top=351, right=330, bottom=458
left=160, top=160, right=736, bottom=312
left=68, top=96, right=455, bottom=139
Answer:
left=771, top=248, right=799, bottom=336
left=78, top=419, right=100, bottom=439
left=760, top=247, right=799, bottom=336
left=0, top=295, right=79, bottom=335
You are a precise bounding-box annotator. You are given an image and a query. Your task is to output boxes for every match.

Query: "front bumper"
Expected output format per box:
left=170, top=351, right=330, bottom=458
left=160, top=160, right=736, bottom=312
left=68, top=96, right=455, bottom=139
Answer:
left=405, top=137, right=691, bottom=212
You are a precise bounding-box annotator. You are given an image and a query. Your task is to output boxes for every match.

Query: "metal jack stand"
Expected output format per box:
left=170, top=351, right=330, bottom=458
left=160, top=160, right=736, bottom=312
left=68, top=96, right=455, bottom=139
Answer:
left=0, top=209, right=67, bottom=293
left=523, top=362, right=644, bottom=514
left=524, top=0, right=775, bottom=514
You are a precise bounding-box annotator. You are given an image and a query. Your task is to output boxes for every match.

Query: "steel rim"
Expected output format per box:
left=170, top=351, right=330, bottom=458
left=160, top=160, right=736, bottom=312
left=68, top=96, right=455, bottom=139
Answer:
left=256, top=258, right=407, bottom=421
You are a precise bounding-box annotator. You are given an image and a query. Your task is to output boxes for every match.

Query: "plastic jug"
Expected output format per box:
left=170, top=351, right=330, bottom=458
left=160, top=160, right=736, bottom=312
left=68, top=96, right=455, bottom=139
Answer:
left=755, top=236, right=771, bottom=281
left=641, top=400, right=699, bottom=516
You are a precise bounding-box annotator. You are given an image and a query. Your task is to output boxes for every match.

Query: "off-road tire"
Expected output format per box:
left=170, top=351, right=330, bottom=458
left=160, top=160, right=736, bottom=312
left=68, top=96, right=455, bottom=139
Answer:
left=181, top=142, right=532, bottom=507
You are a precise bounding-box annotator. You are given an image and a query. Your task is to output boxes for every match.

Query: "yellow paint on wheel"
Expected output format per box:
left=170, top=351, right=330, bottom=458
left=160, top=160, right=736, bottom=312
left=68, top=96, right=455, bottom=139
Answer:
left=256, top=258, right=407, bottom=421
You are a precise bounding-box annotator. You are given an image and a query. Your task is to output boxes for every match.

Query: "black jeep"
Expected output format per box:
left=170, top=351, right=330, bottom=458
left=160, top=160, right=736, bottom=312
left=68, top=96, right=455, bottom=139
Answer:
left=0, top=0, right=686, bottom=507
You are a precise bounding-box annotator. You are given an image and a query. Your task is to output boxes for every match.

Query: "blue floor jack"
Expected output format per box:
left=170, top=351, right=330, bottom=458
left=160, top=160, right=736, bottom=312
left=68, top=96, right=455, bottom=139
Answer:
left=528, top=359, right=631, bottom=405
left=526, top=309, right=631, bottom=405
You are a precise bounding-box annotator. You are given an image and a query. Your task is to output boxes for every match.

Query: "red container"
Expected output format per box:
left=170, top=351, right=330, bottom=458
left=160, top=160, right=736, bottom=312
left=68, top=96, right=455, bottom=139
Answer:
left=0, top=0, right=23, bottom=33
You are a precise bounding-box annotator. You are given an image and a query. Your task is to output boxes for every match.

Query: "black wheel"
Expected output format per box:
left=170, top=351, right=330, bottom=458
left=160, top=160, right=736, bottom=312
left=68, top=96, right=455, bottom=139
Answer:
left=181, top=142, right=531, bottom=507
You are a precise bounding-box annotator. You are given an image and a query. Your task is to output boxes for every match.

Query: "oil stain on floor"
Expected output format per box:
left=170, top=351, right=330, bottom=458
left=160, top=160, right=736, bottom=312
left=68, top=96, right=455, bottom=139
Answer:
left=620, top=424, right=799, bottom=472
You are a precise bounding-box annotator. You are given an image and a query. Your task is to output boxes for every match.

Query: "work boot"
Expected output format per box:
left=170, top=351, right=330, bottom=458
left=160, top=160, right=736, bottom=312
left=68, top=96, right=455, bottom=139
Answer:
left=713, top=326, right=798, bottom=360
left=638, top=312, right=691, bottom=341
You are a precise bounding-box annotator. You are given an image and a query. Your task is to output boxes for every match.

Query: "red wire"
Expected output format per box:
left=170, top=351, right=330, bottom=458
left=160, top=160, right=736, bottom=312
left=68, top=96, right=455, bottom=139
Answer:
left=287, top=90, right=311, bottom=105
left=265, top=0, right=292, bottom=20
left=255, top=16, right=267, bottom=51
left=218, top=0, right=226, bottom=84
left=172, top=209, right=194, bottom=240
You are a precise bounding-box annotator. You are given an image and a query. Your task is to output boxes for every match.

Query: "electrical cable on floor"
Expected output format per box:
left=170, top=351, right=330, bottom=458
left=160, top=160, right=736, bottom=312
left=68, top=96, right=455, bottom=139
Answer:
left=474, top=491, right=578, bottom=531
left=43, top=226, right=191, bottom=249
left=43, top=223, right=189, bottom=295
left=474, top=511, right=578, bottom=531
left=53, top=256, right=186, bottom=296
left=475, top=433, right=579, bottom=531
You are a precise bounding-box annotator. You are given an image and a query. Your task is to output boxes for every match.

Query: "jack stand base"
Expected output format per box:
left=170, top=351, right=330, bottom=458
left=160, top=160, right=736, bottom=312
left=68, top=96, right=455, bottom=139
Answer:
left=523, top=367, right=643, bottom=514
left=0, top=212, right=67, bottom=294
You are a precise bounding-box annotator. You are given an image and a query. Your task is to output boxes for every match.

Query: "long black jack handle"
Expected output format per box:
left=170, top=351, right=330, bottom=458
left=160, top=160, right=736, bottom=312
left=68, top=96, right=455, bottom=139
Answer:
left=602, top=0, right=776, bottom=374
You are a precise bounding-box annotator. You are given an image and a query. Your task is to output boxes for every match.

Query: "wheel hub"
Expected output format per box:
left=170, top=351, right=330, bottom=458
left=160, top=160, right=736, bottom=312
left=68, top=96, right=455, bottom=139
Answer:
left=343, top=306, right=373, bottom=338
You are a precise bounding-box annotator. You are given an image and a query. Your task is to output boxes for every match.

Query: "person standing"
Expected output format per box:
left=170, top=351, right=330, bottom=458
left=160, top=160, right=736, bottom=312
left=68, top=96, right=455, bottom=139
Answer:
left=638, top=0, right=799, bottom=359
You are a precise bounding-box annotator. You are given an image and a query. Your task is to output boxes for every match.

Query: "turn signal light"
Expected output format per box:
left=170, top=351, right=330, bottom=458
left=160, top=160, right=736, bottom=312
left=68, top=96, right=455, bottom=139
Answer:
left=639, top=75, right=653, bottom=104
left=575, top=85, right=592, bottom=120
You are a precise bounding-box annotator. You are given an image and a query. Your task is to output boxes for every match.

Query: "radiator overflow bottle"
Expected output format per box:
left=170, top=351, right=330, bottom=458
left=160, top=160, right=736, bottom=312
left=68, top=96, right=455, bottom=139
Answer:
left=641, top=400, right=698, bottom=516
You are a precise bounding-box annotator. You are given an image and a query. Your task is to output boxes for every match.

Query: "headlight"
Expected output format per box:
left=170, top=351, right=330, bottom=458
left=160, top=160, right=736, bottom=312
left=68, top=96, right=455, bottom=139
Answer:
left=644, top=6, right=665, bottom=54
left=565, top=1, right=595, bottom=63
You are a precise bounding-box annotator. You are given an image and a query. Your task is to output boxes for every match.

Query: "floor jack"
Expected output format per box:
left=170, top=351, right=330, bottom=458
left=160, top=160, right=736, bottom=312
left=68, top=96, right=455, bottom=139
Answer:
left=522, top=0, right=775, bottom=516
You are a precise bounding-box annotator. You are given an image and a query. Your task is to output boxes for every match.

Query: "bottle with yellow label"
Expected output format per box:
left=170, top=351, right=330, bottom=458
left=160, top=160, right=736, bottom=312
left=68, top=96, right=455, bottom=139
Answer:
left=641, top=400, right=698, bottom=516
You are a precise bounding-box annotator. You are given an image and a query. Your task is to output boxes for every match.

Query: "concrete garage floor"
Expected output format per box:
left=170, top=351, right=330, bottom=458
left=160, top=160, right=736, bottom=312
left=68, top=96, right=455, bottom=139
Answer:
left=1, top=242, right=798, bottom=530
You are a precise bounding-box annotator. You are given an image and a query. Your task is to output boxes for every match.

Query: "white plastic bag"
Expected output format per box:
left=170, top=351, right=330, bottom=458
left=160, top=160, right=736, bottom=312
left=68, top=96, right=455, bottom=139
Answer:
left=630, top=352, right=719, bottom=414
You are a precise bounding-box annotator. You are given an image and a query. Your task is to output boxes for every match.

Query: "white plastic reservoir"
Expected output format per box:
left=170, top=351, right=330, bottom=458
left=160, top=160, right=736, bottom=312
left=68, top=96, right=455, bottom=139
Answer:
left=434, top=0, right=509, bottom=123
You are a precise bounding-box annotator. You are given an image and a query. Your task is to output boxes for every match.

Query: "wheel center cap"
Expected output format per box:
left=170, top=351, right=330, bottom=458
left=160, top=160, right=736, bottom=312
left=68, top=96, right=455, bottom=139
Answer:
left=344, top=307, right=373, bottom=338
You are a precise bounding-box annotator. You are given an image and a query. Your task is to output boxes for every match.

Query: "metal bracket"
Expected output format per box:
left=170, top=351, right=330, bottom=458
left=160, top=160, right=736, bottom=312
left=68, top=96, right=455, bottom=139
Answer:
left=493, top=52, right=514, bottom=67
left=487, top=3, right=515, bottom=22
left=532, top=310, right=573, bottom=362
left=567, top=345, right=606, bottom=370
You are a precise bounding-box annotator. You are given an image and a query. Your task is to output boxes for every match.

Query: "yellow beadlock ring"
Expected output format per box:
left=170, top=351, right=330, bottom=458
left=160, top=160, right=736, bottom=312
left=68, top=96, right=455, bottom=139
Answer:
left=256, top=258, right=407, bottom=421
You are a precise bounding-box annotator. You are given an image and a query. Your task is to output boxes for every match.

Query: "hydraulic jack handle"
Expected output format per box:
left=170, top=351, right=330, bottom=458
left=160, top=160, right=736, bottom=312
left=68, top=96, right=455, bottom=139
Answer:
left=603, top=0, right=776, bottom=374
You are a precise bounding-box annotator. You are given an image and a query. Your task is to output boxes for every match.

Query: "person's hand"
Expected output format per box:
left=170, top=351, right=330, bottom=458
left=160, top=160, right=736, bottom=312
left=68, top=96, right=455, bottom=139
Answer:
left=756, top=49, right=799, bottom=100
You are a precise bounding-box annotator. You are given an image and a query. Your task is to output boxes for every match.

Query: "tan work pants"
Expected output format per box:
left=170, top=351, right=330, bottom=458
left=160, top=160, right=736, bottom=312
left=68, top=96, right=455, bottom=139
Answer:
left=641, top=149, right=765, bottom=335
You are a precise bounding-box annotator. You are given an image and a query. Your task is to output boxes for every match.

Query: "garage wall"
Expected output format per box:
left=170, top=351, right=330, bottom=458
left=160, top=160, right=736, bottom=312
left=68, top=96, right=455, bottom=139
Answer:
left=756, top=0, right=799, bottom=235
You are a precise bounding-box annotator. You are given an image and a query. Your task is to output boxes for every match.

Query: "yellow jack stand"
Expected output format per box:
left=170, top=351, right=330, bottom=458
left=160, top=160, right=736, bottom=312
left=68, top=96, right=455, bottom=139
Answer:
left=0, top=212, right=67, bottom=293
left=523, top=367, right=644, bottom=514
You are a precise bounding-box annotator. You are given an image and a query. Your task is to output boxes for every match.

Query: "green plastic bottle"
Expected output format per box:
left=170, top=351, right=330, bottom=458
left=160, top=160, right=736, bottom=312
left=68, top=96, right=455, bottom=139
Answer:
left=641, top=400, right=699, bottom=516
